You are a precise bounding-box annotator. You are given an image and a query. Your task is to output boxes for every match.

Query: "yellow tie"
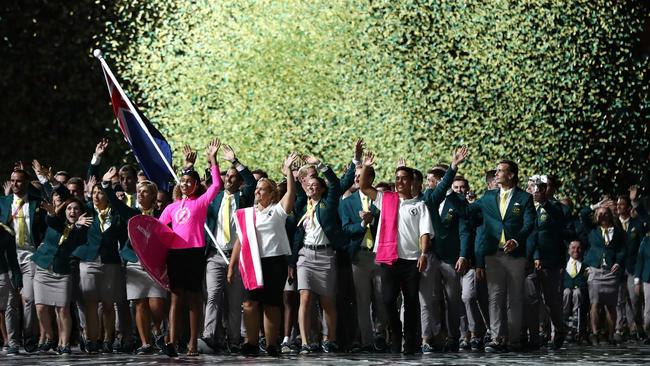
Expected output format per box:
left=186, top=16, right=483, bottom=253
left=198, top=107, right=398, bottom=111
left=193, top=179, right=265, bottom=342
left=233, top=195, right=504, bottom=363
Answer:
left=15, top=198, right=27, bottom=247
left=622, top=221, right=628, bottom=232
left=361, top=195, right=374, bottom=249
left=499, top=190, right=508, bottom=247
left=97, top=207, right=110, bottom=232
left=223, top=194, right=232, bottom=243
left=141, top=208, right=154, bottom=216
left=126, top=194, right=133, bottom=208
left=601, top=227, right=610, bottom=246
left=59, top=224, right=73, bottom=245
left=569, top=260, right=578, bottom=278
left=298, top=199, right=315, bottom=227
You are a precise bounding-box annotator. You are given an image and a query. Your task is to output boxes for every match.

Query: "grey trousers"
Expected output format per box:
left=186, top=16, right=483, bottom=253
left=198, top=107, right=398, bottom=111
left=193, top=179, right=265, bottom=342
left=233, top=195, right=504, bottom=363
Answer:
left=485, top=252, right=526, bottom=346
left=642, top=282, right=650, bottom=334
left=419, top=253, right=462, bottom=339
left=203, top=249, right=243, bottom=346
left=461, top=269, right=487, bottom=337
left=7, top=258, right=37, bottom=347
left=524, top=268, right=565, bottom=342
left=114, top=265, right=134, bottom=344
left=562, top=287, right=587, bottom=335
left=351, top=250, right=388, bottom=347
left=616, top=273, right=643, bottom=333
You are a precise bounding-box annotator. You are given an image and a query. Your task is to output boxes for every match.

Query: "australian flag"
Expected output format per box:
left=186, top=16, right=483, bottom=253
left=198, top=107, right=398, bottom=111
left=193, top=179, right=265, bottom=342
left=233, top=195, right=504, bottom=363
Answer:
left=98, top=56, right=173, bottom=192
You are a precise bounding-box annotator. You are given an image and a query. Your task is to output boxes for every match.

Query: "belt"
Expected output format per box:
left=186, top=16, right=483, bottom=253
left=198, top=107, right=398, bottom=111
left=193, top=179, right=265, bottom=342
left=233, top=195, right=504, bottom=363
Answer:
left=303, top=244, right=331, bottom=251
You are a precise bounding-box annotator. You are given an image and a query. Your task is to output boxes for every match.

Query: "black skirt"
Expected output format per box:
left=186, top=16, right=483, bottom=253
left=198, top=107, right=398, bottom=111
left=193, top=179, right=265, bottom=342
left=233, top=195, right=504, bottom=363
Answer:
left=167, top=247, right=206, bottom=292
left=244, top=255, right=288, bottom=306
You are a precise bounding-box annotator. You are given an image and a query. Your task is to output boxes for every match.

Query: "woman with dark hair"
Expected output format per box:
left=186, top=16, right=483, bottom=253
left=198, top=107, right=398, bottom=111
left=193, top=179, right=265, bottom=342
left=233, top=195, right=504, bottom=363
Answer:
left=227, top=153, right=298, bottom=356
left=580, top=201, right=625, bottom=345
left=158, top=138, right=222, bottom=357
left=292, top=156, right=342, bottom=354
left=33, top=197, right=91, bottom=354
left=101, top=168, right=167, bottom=355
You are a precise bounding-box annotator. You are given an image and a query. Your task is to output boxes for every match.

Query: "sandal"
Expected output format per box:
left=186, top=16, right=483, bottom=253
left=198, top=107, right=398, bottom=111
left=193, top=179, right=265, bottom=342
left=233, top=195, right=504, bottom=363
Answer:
left=187, top=349, right=199, bottom=357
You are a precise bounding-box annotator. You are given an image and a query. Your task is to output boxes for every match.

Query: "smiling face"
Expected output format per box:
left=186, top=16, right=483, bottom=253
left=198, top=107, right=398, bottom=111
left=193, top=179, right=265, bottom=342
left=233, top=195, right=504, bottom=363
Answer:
left=10, top=171, right=27, bottom=196
left=568, top=241, right=581, bottom=260
left=65, top=201, right=83, bottom=224
left=395, top=169, right=413, bottom=197
left=224, top=168, right=243, bottom=193
left=306, top=177, right=325, bottom=201
left=452, top=179, right=468, bottom=194
left=137, top=184, right=156, bottom=210
left=180, top=174, right=198, bottom=197
left=119, top=169, right=137, bottom=194
left=255, top=179, right=276, bottom=208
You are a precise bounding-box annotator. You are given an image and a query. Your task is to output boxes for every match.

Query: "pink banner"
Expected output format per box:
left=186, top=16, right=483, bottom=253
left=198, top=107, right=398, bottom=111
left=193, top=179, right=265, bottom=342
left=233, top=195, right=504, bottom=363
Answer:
left=128, top=215, right=186, bottom=291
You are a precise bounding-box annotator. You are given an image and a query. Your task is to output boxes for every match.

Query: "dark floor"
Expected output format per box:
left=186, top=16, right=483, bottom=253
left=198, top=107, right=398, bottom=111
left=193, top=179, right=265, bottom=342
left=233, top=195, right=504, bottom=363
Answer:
left=3, top=342, right=650, bottom=365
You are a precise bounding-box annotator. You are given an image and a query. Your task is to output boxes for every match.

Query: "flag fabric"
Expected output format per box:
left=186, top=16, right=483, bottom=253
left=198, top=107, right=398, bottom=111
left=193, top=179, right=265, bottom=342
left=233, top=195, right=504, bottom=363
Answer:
left=235, top=207, right=264, bottom=290
left=99, top=61, right=173, bottom=191
left=375, top=191, right=400, bottom=265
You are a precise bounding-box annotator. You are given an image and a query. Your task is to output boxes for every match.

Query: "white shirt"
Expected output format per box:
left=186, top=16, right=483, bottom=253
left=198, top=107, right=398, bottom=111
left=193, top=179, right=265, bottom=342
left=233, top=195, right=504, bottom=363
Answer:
left=303, top=200, right=330, bottom=246
left=373, top=191, right=433, bottom=260
left=566, top=258, right=582, bottom=275
left=438, top=190, right=453, bottom=216
left=12, top=194, right=33, bottom=248
left=235, top=203, right=291, bottom=258
left=214, top=192, right=237, bottom=251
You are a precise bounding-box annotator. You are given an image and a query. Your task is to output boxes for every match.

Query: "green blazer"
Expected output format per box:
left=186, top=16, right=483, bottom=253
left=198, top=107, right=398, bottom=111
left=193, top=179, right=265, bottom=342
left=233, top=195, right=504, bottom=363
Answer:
left=471, top=186, right=535, bottom=267
left=291, top=167, right=342, bottom=266
left=622, top=216, right=646, bottom=274
left=0, top=194, right=47, bottom=248
left=422, top=167, right=471, bottom=264
left=0, top=227, right=21, bottom=286
left=339, top=191, right=380, bottom=262
left=72, top=201, right=126, bottom=264
left=563, top=262, right=588, bottom=290
left=579, top=208, right=625, bottom=269
left=205, top=166, right=256, bottom=250
left=634, top=236, right=650, bottom=283
left=528, top=200, right=567, bottom=269
left=32, top=215, right=87, bottom=274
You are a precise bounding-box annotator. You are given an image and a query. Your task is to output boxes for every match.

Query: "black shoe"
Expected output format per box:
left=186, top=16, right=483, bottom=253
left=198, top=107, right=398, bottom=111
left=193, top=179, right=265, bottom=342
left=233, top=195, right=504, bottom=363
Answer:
left=162, top=343, right=178, bottom=357
left=266, top=344, right=280, bottom=357
left=57, top=345, right=72, bottom=355
left=85, top=340, right=98, bottom=354
left=241, top=342, right=259, bottom=357
left=484, top=341, right=507, bottom=353
left=38, top=340, right=55, bottom=353
left=551, top=334, right=565, bottom=350
left=588, top=334, right=598, bottom=346
left=470, top=337, right=484, bottom=351
left=460, top=339, right=471, bottom=351
left=24, top=337, right=38, bottom=353
left=402, top=344, right=416, bottom=355
left=445, top=339, right=460, bottom=353
left=299, top=344, right=310, bottom=355
left=373, top=335, right=387, bottom=352
left=197, top=337, right=215, bottom=354
left=229, top=343, right=241, bottom=354
left=6, top=345, right=20, bottom=355
left=120, top=339, right=135, bottom=354
left=136, top=344, right=153, bottom=355
left=259, top=336, right=267, bottom=352
left=644, top=338, right=650, bottom=345
left=322, top=340, right=339, bottom=353
left=100, top=340, right=113, bottom=353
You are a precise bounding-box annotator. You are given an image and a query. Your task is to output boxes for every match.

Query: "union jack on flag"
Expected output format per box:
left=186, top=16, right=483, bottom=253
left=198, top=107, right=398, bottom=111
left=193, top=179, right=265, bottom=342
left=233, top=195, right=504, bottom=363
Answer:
left=98, top=56, right=173, bottom=192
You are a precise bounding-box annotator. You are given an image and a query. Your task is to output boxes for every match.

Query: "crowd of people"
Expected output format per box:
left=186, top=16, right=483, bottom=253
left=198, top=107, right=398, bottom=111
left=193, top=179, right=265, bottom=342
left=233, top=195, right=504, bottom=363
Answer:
left=0, top=137, right=648, bottom=358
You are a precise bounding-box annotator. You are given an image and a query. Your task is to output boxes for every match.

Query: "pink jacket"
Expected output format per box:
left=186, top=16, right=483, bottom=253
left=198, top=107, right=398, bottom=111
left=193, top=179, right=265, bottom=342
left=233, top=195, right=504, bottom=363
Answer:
left=159, top=165, right=222, bottom=249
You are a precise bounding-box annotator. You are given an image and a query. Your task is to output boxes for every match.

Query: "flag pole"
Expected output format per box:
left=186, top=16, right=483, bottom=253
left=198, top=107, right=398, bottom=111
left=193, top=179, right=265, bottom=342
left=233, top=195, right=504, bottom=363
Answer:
left=94, top=49, right=229, bottom=264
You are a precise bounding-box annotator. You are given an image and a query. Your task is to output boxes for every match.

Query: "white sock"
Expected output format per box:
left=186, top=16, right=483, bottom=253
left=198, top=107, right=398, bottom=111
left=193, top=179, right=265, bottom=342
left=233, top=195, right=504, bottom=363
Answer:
left=282, top=336, right=290, bottom=344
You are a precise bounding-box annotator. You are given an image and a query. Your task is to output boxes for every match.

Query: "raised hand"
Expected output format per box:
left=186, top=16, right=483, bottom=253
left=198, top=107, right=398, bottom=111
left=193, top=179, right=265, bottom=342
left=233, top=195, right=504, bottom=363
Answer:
left=76, top=213, right=93, bottom=227
left=85, top=176, right=97, bottom=198
left=282, top=152, right=299, bottom=176
left=183, top=145, right=197, bottom=169
left=206, top=138, right=221, bottom=164
left=304, top=155, right=321, bottom=166
left=354, top=139, right=365, bottom=163
left=102, top=167, right=117, bottom=183
left=629, top=185, right=639, bottom=202
left=95, top=138, right=109, bottom=156
left=363, top=152, right=375, bottom=167
left=222, top=144, right=236, bottom=163
left=451, top=146, right=469, bottom=169
left=41, top=201, right=56, bottom=216
left=2, top=181, right=10, bottom=196
left=13, top=161, right=25, bottom=171
left=32, top=159, right=43, bottom=176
